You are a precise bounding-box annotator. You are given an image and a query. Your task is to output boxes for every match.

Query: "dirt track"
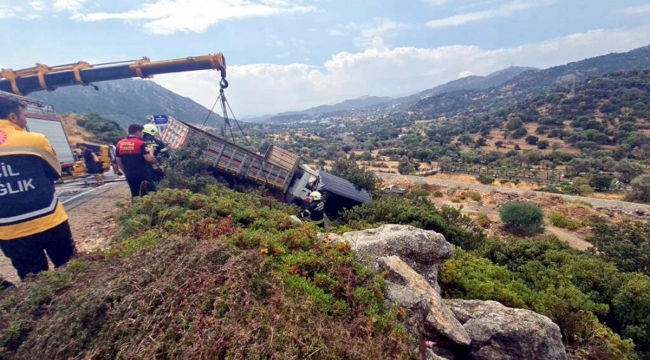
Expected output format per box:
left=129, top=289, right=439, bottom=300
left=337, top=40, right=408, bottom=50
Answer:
left=378, top=173, right=650, bottom=214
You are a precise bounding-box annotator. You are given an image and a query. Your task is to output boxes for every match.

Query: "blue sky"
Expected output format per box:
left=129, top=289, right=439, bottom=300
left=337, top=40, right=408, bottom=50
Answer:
left=1, top=0, right=650, bottom=116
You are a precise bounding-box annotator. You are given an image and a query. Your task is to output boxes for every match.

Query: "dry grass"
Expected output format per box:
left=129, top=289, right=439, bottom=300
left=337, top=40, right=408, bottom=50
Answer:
left=591, top=192, right=626, bottom=201
left=429, top=173, right=480, bottom=184
left=60, top=113, right=98, bottom=146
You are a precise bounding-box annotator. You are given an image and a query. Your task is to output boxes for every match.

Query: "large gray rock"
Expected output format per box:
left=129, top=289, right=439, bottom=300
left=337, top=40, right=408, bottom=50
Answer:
left=381, top=256, right=471, bottom=346
left=340, top=224, right=454, bottom=291
left=446, top=299, right=567, bottom=360
left=385, top=282, right=430, bottom=343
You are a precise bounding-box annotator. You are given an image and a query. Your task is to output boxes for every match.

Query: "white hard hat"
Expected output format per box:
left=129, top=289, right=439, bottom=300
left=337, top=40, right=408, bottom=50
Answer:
left=310, top=191, right=322, bottom=201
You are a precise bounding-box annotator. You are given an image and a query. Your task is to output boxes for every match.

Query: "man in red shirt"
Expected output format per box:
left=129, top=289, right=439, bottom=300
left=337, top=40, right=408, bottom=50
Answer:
left=115, top=124, right=158, bottom=200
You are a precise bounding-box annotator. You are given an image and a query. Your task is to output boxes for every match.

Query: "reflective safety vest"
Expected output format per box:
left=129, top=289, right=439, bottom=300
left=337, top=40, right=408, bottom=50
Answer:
left=298, top=200, right=325, bottom=225
left=143, top=136, right=169, bottom=170
left=0, top=120, right=68, bottom=240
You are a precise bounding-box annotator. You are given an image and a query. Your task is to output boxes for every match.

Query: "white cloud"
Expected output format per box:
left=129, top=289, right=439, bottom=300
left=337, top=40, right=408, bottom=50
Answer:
left=151, top=25, right=650, bottom=116
left=454, top=0, right=501, bottom=12
left=423, top=0, right=447, bottom=5
left=28, top=1, right=47, bottom=11
left=0, top=5, right=20, bottom=18
left=344, top=19, right=410, bottom=49
left=71, top=0, right=318, bottom=35
left=458, top=70, right=474, bottom=78
left=53, top=0, right=86, bottom=11
left=426, top=0, right=556, bottom=28
left=616, top=5, right=650, bottom=15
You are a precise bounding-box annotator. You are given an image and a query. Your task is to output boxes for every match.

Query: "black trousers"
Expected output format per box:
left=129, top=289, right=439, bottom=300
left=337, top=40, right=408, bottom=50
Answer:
left=0, top=220, right=76, bottom=280
left=126, top=178, right=156, bottom=199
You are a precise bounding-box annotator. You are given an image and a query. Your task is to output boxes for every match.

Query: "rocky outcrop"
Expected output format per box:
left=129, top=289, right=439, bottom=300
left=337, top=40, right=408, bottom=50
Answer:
left=446, top=300, right=567, bottom=360
left=339, top=224, right=454, bottom=292
left=337, top=224, right=568, bottom=360
left=381, top=256, right=471, bottom=346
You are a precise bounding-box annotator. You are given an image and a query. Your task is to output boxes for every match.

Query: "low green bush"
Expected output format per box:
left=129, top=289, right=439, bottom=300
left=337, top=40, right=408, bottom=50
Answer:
left=499, top=201, right=545, bottom=236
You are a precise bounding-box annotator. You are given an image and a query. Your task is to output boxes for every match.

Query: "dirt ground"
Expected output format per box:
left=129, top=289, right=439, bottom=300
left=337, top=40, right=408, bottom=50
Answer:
left=0, top=184, right=131, bottom=285
left=380, top=176, right=642, bottom=251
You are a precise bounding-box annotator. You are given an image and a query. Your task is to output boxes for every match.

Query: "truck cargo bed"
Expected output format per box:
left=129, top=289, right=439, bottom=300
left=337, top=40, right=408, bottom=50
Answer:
left=162, top=118, right=299, bottom=192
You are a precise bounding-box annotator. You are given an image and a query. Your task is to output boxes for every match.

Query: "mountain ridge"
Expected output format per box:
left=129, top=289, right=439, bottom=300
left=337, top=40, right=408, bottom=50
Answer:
left=267, top=95, right=394, bottom=121
left=408, top=44, right=650, bottom=119
left=27, top=78, right=224, bottom=129
left=265, top=66, right=536, bottom=123
left=265, top=44, right=650, bottom=124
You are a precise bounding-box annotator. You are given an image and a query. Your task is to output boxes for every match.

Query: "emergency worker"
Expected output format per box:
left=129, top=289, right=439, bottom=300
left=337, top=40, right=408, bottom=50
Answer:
left=0, top=96, right=76, bottom=281
left=296, top=191, right=326, bottom=228
left=142, top=124, right=169, bottom=183
left=115, top=124, right=158, bottom=200
left=77, top=143, right=104, bottom=185
left=108, top=143, right=122, bottom=176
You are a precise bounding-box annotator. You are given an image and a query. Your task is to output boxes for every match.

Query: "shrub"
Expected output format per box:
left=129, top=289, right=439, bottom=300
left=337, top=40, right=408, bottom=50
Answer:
left=0, top=187, right=415, bottom=359
left=337, top=195, right=486, bottom=250
left=439, top=248, right=636, bottom=359
left=549, top=213, right=582, bottom=230
left=433, top=190, right=444, bottom=197
left=477, top=174, right=495, bottom=185
left=588, top=219, right=650, bottom=275
left=525, top=135, right=539, bottom=145
left=550, top=212, right=568, bottom=228
left=625, top=174, right=650, bottom=204
left=475, top=212, right=491, bottom=228
left=470, top=192, right=482, bottom=201
left=477, top=237, right=648, bottom=358
left=330, top=157, right=382, bottom=192
left=499, top=202, right=544, bottom=236
left=590, top=173, right=614, bottom=191
left=511, top=128, right=528, bottom=139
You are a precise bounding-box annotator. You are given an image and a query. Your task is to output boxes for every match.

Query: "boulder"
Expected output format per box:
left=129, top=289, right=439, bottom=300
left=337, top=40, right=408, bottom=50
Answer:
left=381, top=256, right=471, bottom=346
left=339, top=224, right=454, bottom=291
left=446, top=299, right=567, bottom=360
left=384, top=282, right=430, bottom=343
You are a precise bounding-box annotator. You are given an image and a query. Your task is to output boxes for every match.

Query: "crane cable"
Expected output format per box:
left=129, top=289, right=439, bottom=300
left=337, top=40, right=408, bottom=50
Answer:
left=201, top=78, right=271, bottom=187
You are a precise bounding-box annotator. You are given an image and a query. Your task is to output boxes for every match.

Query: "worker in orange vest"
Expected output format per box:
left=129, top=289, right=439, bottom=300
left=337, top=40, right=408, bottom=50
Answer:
left=0, top=95, right=76, bottom=282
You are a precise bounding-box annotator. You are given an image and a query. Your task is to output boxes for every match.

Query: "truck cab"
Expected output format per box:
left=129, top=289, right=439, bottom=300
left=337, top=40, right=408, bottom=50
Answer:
left=285, top=164, right=319, bottom=206
left=285, top=164, right=373, bottom=219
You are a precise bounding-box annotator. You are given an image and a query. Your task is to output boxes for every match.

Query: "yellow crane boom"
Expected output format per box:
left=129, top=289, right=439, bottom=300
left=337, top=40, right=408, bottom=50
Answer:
left=0, top=53, right=227, bottom=95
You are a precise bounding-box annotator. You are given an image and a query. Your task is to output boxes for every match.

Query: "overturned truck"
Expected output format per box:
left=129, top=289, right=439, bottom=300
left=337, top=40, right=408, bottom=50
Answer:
left=161, top=117, right=371, bottom=218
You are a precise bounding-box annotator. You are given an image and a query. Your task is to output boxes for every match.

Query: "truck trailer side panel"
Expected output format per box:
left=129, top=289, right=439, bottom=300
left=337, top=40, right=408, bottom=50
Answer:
left=162, top=118, right=299, bottom=192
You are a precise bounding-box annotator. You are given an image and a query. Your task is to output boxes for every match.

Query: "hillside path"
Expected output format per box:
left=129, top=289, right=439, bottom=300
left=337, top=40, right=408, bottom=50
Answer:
left=545, top=226, right=593, bottom=251
left=377, top=173, right=650, bottom=214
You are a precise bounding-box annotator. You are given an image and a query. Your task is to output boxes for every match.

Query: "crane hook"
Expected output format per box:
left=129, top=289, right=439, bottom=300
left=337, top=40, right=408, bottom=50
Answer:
left=220, top=78, right=229, bottom=89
